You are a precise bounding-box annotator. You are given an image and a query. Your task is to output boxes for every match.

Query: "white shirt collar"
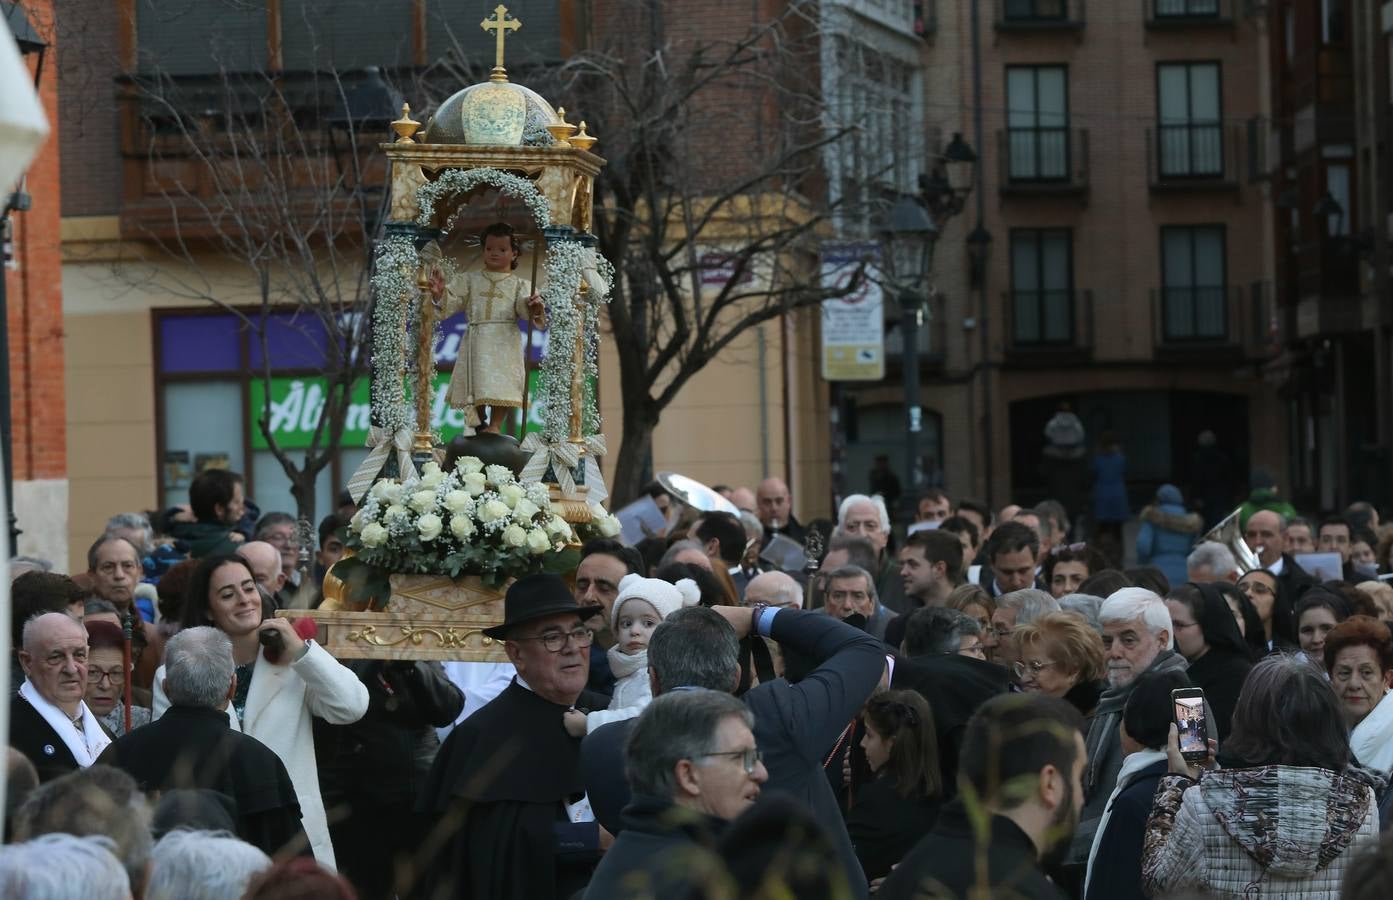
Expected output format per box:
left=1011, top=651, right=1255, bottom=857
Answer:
left=515, top=674, right=533, bottom=694
left=1268, top=555, right=1285, bottom=576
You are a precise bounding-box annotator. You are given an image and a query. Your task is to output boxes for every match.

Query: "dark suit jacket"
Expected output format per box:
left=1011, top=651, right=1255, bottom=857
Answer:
left=582, top=609, right=884, bottom=898
left=98, top=705, right=305, bottom=857
left=878, top=801, right=1067, bottom=900
left=10, top=694, right=82, bottom=783
left=1084, top=759, right=1168, bottom=900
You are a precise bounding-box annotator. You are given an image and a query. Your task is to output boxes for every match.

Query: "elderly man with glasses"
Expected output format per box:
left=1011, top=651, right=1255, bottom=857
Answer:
left=420, top=573, right=610, bottom=900
left=10, top=612, right=111, bottom=783
left=585, top=690, right=769, bottom=898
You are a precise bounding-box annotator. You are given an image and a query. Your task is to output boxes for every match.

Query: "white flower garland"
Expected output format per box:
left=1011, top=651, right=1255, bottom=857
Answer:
left=416, top=167, right=551, bottom=231
left=368, top=232, right=419, bottom=434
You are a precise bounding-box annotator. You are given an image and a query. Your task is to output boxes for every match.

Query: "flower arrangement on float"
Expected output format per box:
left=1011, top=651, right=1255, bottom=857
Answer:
left=330, top=457, right=621, bottom=610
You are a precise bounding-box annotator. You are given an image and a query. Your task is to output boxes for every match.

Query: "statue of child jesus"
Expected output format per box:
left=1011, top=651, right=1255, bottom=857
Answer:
left=428, top=222, right=546, bottom=429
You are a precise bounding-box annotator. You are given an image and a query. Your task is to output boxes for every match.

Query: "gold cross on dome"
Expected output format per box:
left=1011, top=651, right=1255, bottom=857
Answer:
left=481, top=5, right=521, bottom=80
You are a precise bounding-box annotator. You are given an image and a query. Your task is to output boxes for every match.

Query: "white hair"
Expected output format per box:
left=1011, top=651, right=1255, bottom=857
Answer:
left=744, top=571, right=804, bottom=609
left=0, top=834, right=131, bottom=900
left=164, top=627, right=236, bottom=709
left=1187, top=541, right=1237, bottom=578
left=1100, top=587, right=1175, bottom=649
left=837, top=494, right=891, bottom=533
left=1058, top=593, right=1104, bottom=632
left=145, top=830, right=270, bottom=900
left=998, top=588, right=1059, bottom=626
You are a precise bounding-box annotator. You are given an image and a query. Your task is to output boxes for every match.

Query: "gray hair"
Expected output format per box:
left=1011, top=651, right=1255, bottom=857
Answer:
left=743, top=571, right=803, bottom=609
left=902, top=607, right=980, bottom=657
left=998, top=589, right=1060, bottom=626
left=649, top=607, right=741, bottom=694
left=738, top=511, right=764, bottom=543
left=105, top=513, right=155, bottom=555
left=0, top=834, right=131, bottom=900
left=625, top=690, right=754, bottom=800
left=658, top=539, right=707, bottom=569
left=21, top=612, right=84, bottom=654
left=1187, top=541, right=1237, bottom=578
left=9, top=555, right=53, bottom=575
left=1058, top=593, right=1104, bottom=632
left=824, top=534, right=878, bottom=573
left=86, top=534, right=142, bottom=573
left=15, top=765, right=153, bottom=896
left=837, top=493, right=891, bottom=533
left=824, top=564, right=878, bottom=607
left=164, top=627, right=236, bottom=709
left=1100, top=587, right=1174, bottom=649
left=145, top=830, right=270, bottom=900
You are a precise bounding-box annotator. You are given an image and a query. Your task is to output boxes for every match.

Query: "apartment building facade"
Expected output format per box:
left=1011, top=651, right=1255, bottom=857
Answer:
left=837, top=0, right=1287, bottom=516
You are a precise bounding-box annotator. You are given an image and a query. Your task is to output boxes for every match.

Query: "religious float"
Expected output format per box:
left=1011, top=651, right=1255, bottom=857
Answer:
left=290, top=5, right=620, bottom=661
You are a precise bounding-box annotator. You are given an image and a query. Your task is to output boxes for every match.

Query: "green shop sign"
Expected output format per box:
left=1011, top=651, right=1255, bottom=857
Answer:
left=250, top=372, right=563, bottom=450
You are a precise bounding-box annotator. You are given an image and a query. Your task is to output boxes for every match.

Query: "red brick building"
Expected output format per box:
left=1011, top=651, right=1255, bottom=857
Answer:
left=5, top=0, right=67, bottom=563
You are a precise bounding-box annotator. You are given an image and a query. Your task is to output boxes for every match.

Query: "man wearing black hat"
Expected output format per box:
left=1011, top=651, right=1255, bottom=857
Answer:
left=418, top=573, right=609, bottom=900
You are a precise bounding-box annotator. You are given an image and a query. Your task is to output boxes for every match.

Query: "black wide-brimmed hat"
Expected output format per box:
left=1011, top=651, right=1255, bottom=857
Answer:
left=483, top=572, right=603, bottom=640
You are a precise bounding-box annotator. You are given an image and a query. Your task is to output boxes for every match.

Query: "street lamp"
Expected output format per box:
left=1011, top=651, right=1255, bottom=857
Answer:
left=879, top=194, right=938, bottom=511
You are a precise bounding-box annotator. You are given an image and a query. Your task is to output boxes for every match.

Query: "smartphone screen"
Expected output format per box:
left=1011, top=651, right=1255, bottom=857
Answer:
left=1172, top=690, right=1207, bottom=759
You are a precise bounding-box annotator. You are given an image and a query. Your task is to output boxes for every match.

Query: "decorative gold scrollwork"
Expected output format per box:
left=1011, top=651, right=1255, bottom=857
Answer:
left=346, top=624, right=496, bottom=649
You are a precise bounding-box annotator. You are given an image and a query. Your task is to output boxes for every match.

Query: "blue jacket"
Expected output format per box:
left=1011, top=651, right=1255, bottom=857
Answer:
left=1091, top=452, right=1129, bottom=522
left=1084, top=758, right=1169, bottom=900
left=1135, top=486, right=1203, bottom=587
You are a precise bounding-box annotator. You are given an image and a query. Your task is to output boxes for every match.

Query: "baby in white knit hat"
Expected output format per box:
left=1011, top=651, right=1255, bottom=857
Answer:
left=563, top=573, right=700, bottom=736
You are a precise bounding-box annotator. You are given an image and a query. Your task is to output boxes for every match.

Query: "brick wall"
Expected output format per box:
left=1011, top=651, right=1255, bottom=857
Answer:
left=7, top=0, right=67, bottom=484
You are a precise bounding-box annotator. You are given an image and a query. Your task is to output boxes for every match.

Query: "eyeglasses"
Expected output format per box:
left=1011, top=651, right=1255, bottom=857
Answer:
left=87, top=667, right=125, bottom=687
left=1049, top=543, right=1087, bottom=556
left=1012, top=660, right=1059, bottom=679
left=699, top=747, right=763, bottom=775
left=514, top=626, right=594, bottom=653
left=1172, top=620, right=1200, bottom=631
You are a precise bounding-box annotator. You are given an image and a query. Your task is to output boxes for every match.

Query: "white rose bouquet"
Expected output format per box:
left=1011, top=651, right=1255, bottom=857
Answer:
left=343, top=458, right=616, bottom=595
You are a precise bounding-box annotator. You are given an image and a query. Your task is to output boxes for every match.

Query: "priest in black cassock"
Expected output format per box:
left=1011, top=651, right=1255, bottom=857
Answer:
left=98, top=626, right=306, bottom=858
left=418, top=573, right=608, bottom=900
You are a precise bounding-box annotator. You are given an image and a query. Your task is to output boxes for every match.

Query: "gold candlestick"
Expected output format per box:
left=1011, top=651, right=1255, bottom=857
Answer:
left=414, top=268, right=438, bottom=454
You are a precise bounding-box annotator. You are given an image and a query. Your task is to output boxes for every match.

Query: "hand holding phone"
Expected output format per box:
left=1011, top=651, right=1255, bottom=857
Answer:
left=1167, top=687, right=1216, bottom=776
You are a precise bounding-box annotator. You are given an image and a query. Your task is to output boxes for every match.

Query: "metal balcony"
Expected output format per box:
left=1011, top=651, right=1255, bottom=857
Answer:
left=997, top=128, right=1089, bottom=200
left=1003, top=289, right=1094, bottom=364
left=1147, top=124, right=1244, bottom=192
left=995, top=0, right=1085, bottom=31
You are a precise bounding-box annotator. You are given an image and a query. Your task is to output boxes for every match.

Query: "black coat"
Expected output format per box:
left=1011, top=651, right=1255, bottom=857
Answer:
left=844, top=776, right=940, bottom=883
left=581, top=609, right=883, bottom=900
left=315, top=660, right=464, bottom=898
left=97, top=704, right=305, bottom=857
left=877, top=800, right=1067, bottom=900
left=583, top=796, right=725, bottom=900
left=1183, top=650, right=1251, bottom=741
left=419, top=680, right=609, bottom=900
left=891, top=655, right=1009, bottom=797
left=9, top=694, right=81, bottom=784
left=1273, top=555, right=1315, bottom=644
left=1083, top=758, right=1167, bottom=900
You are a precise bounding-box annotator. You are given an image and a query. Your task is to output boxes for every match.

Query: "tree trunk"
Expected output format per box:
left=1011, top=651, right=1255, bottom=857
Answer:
left=286, top=458, right=319, bottom=527
left=609, top=405, right=659, bottom=509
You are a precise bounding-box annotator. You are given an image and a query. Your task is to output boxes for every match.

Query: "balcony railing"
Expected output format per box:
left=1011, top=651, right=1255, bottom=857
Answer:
left=997, top=128, right=1089, bottom=197
left=995, top=0, right=1086, bottom=30
left=1144, top=0, right=1236, bottom=27
left=1003, top=289, right=1094, bottom=362
left=1147, top=124, right=1243, bottom=191
left=1150, top=283, right=1277, bottom=359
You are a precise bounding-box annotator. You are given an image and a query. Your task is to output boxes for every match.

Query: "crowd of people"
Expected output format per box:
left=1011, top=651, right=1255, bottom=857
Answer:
left=5, top=464, right=1393, bottom=899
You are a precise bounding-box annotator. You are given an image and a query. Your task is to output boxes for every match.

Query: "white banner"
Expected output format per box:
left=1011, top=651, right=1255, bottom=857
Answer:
left=820, top=242, right=884, bottom=382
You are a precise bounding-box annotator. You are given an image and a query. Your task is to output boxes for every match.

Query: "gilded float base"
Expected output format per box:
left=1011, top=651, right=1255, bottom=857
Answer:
left=281, top=573, right=509, bottom=661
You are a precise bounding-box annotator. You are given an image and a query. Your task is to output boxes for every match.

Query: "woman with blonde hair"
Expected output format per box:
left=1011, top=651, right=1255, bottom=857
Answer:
left=1013, top=611, right=1106, bottom=716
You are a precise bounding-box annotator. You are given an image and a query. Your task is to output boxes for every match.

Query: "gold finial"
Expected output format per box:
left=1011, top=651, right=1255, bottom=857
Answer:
left=570, top=121, right=597, bottom=152
left=546, top=106, right=578, bottom=146
left=391, top=102, right=421, bottom=143
left=481, top=4, right=522, bottom=83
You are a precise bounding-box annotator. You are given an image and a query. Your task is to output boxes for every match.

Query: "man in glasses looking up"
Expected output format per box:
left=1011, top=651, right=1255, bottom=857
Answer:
left=419, top=573, right=610, bottom=900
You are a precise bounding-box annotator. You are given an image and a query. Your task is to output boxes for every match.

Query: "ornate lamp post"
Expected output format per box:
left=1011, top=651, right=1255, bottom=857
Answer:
left=881, top=134, right=977, bottom=518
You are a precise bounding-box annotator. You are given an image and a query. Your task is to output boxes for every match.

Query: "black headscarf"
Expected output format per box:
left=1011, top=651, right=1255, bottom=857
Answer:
left=1191, top=581, right=1251, bottom=660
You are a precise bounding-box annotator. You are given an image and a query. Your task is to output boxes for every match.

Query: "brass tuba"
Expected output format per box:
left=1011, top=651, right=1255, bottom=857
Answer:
left=1201, top=506, right=1264, bottom=575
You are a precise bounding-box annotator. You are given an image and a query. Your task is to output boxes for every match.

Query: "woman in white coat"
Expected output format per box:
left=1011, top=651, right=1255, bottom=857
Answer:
left=152, top=554, right=368, bottom=867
